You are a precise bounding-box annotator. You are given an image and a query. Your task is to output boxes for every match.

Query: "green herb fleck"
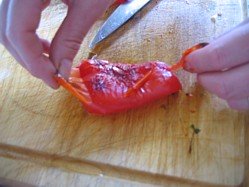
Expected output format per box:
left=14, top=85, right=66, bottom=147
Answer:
left=190, top=124, right=201, bottom=134
left=189, top=124, right=201, bottom=154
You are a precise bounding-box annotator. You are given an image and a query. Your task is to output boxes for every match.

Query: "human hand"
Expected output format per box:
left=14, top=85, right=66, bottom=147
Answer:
left=184, top=19, right=249, bottom=110
left=0, top=0, right=113, bottom=89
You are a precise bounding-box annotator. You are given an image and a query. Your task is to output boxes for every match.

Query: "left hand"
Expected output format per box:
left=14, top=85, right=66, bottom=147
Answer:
left=184, top=19, right=249, bottom=110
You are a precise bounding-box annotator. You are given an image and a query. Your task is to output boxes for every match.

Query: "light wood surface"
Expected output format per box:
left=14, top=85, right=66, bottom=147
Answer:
left=0, top=0, right=249, bottom=186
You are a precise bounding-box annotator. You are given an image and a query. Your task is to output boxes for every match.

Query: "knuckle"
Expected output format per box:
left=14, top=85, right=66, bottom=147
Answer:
left=210, top=45, right=225, bottom=69
left=53, top=37, right=81, bottom=60
left=63, top=37, right=81, bottom=52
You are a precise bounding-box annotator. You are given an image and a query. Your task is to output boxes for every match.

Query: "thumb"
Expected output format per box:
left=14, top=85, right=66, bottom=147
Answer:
left=50, top=0, right=113, bottom=80
left=184, top=22, right=249, bottom=73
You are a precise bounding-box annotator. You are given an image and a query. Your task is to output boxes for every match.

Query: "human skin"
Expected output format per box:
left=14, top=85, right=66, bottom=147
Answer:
left=0, top=0, right=248, bottom=110
left=184, top=19, right=249, bottom=110
left=0, top=0, right=113, bottom=88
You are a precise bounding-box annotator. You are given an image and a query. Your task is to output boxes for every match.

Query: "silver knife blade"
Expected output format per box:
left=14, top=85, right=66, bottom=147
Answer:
left=89, top=0, right=151, bottom=49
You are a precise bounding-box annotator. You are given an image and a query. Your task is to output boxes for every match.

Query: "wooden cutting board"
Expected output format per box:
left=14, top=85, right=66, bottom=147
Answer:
left=0, top=0, right=249, bottom=186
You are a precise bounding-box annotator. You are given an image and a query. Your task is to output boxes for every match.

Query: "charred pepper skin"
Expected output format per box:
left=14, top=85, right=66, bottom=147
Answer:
left=58, top=60, right=181, bottom=115
left=56, top=43, right=208, bottom=115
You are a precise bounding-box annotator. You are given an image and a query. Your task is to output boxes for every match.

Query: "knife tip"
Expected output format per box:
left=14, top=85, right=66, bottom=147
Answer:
left=89, top=31, right=105, bottom=49
left=89, top=42, right=95, bottom=50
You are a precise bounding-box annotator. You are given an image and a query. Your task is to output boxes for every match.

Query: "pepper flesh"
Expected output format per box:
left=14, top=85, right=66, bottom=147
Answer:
left=57, top=60, right=181, bottom=115
left=56, top=43, right=208, bottom=115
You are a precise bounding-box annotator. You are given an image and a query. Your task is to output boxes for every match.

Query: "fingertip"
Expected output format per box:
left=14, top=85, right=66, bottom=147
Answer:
left=184, top=49, right=205, bottom=73
left=184, top=53, right=197, bottom=72
left=58, top=59, right=72, bottom=81
left=44, top=77, right=60, bottom=89
left=27, top=56, right=60, bottom=89
left=43, top=61, right=60, bottom=89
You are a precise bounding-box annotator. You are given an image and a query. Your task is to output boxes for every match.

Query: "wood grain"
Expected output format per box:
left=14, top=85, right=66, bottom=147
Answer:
left=0, top=157, right=154, bottom=187
left=0, top=0, right=248, bottom=186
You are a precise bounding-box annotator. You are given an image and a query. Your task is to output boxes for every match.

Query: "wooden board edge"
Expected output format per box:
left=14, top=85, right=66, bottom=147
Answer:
left=0, top=143, right=239, bottom=187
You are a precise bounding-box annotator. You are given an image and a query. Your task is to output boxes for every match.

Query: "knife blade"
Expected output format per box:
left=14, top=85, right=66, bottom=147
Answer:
left=89, top=0, right=151, bottom=49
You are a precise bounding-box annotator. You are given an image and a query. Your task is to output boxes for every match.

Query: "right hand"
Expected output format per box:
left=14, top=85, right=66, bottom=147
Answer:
left=0, top=0, right=113, bottom=89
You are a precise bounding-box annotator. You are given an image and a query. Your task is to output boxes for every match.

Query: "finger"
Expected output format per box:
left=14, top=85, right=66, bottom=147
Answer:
left=0, top=0, right=28, bottom=69
left=50, top=0, right=113, bottom=80
left=4, top=44, right=28, bottom=69
left=185, top=22, right=249, bottom=73
left=197, top=62, right=249, bottom=100
left=6, top=0, right=58, bottom=88
left=227, top=98, right=249, bottom=111
left=221, top=18, right=249, bottom=37
left=0, top=0, right=9, bottom=45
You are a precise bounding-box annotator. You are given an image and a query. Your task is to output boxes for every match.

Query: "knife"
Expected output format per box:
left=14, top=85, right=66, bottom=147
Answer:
left=89, top=0, right=151, bottom=49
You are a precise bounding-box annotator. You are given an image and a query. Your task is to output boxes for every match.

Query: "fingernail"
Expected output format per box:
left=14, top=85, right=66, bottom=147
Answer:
left=59, top=59, right=72, bottom=80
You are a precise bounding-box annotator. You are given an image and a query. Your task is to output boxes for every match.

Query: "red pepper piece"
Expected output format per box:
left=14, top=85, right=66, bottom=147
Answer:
left=57, top=60, right=181, bottom=115
left=56, top=43, right=207, bottom=115
left=55, top=75, right=92, bottom=106
left=125, top=67, right=154, bottom=97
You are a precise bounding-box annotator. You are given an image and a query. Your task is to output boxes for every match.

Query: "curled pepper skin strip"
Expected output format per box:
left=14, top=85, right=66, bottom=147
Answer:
left=125, top=64, right=155, bottom=97
left=170, top=43, right=209, bottom=71
left=55, top=75, right=92, bottom=105
left=56, top=43, right=208, bottom=115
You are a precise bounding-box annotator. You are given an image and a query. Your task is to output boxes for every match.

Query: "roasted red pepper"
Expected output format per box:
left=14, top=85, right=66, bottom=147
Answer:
left=56, top=43, right=207, bottom=115
left=56, top=60, right=181, bottom=115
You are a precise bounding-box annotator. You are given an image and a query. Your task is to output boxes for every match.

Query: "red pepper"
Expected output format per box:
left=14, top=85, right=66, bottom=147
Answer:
left=56, top=43, right=207, bottom=115
left=56, top=60, right=181, bottom=115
